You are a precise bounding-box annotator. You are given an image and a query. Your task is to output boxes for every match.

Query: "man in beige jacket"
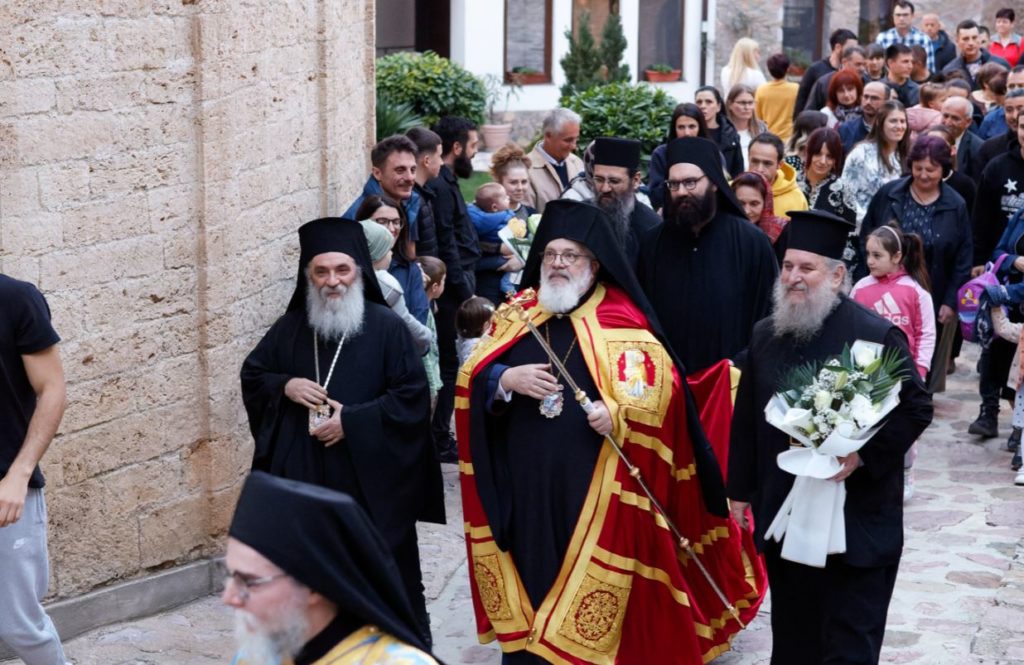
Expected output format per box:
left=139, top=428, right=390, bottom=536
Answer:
left=527, top=108, right=584, bottom=212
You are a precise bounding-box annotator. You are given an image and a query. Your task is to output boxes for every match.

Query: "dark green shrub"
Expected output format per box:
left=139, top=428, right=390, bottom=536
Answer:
left=375, top=96, right=425, bottom=143
left=562, top=82, right=676, bottom=164
left=600, top=13, right=630, bottom=84
left=376, top=51, right=487, bottom=126
left=560, top=11, right=602, bottom=98
left=560, top=11, right=630, bottom=98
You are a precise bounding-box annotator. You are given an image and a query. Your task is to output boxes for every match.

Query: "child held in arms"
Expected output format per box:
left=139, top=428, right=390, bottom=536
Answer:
left=467, top=182, right=524, bottom=305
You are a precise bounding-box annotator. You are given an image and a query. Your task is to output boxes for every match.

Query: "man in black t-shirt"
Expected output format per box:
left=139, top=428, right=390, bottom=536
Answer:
left=0, top=274, right=68, bottom=663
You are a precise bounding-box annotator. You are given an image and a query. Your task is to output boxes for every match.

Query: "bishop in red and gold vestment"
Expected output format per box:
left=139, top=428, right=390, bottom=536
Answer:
left=455, top=200, right=766, bottom=664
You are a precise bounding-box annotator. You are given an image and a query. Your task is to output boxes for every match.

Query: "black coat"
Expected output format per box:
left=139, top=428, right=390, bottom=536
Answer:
left=728, top=297, right=933, bottom=567
left=943, top=170, right=976, bottom=217
left=942, top=51, right=1011, bottom=90
left=957, top=129, right=984, bottom=183
left=623, top=199, right=662, bottom=269
left=427, top=165, right=481, bottom=302
left=979, top=129, right=1017, bottom=167
left=795, top=58, right=837, bottom=120
left=933, top=30, right=958, bottom=71
left=973, top=149, right=1024, bottom=265
left=857, top=177, right=972, bottom=312
left=412, top=182, right=438, bottom=259
left=711, top=115, right=745, bottom=178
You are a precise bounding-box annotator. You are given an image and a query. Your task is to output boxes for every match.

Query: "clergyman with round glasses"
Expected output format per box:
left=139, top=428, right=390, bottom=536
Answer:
left=637, top=136, right=779, bottom=374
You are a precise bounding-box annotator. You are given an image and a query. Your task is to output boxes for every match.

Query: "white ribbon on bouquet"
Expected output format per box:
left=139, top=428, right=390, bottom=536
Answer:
left=762, top=385, right=901, bottom=568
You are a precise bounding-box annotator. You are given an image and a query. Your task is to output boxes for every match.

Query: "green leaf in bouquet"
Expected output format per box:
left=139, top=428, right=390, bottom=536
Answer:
left=840, top=343, right=853, bottom=368
left=778, top=358, right=822, bottom=396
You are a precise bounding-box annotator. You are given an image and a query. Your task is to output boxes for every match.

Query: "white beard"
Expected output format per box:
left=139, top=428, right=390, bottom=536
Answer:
left=538, top=263, right=594, bottom=314
left=232, top=606, right=309, bottom=665
left=306, top=273, right=365, bottom=341
left=771, top=279, right=841, bottom=343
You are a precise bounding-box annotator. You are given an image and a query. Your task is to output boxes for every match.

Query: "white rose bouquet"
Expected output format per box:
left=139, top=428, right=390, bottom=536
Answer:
left=762, top=340, right=909, bottom=567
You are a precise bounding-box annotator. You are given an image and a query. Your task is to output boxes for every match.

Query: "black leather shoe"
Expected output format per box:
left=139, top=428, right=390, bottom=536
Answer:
left=968, top=411, right=999, bottom=438
left=436, top=435, right=459, bottom=464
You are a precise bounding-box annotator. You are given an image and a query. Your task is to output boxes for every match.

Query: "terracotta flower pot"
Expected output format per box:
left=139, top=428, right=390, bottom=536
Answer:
left=644, top=68, right=681, bottom=83
left=506, top=71, right=547, bottom=85
left=481, top=123, right=513, bottom=151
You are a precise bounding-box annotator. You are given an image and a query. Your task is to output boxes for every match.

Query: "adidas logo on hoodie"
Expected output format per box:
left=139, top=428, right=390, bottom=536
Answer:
left=872, top=292, right=911, bottom=327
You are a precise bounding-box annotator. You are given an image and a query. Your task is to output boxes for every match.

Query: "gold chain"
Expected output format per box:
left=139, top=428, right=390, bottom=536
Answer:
left=544, top=322, right=577, bottom=382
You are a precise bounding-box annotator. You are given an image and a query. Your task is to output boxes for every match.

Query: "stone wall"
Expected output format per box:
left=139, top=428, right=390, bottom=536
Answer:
left=0, top=0, right=375, bottom=599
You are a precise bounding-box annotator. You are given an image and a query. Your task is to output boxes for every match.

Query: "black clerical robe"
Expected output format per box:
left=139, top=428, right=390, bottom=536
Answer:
left=240, top=303, right=444, bottom=547
left=623, top=199, right=661, bottom=270
left=481, top=314, right=602, bottom=609
left=727, top=297, right=933, bottom=665
left=637, top=211, right=778, bottom=373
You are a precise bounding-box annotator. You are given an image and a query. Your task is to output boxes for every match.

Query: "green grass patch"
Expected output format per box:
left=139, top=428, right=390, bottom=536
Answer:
left=458, top=171, right=493, bottom=204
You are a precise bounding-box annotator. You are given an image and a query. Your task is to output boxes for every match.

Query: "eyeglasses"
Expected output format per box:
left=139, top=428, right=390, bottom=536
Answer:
left=542, top=250, right=592, bottom=265
left=592, top=175, right=628, bottom=188
left=665, top=175, right=707, bottom=191
left=217, top=560, right=289, bottom=603
left=373, top=217, right=403, bottom=228
left=733, top=100, right=755, bottom=107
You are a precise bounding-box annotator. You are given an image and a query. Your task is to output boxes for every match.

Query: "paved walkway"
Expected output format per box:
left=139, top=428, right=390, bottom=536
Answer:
left=7, top=346, right=1024, bottom=664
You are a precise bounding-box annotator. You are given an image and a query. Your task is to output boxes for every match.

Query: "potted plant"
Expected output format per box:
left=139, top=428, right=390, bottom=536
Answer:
left=480, top=73, right=522, bottom=150
left=784, top=47, right=811, bottom=78
left=644, top=63, right=681, bottom=83
left=506, top=66, right=547, bottom=85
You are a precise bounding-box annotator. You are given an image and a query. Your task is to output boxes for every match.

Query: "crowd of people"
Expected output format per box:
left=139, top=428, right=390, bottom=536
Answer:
left=5, top=4, right=1024, bottom=665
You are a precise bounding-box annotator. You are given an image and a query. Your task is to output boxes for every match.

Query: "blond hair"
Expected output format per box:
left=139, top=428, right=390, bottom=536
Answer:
left=475, top=182, right=507, bottom=210
left=726, top=38, right=760, bottom=90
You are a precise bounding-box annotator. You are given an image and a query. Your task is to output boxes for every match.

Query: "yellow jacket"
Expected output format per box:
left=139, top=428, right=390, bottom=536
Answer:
left=755, top=79, right=799, bottom=141
left=772, top=161, right=808, bottom=219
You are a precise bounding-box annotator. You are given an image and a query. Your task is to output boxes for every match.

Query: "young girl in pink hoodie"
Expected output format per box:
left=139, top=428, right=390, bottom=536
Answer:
left=851, top=224, right=935, bottom=500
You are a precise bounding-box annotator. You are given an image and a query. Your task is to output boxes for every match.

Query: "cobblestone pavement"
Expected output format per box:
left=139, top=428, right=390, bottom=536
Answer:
left=8, top=346, right=1024, bottom=664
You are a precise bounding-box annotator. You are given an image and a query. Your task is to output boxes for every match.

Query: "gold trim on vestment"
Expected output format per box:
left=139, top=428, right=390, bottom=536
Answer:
left=462, top=285, right=727, bottom=663
left=298, top=625, right=439, bottom=665
left=591, top=545, right=692, bottom=608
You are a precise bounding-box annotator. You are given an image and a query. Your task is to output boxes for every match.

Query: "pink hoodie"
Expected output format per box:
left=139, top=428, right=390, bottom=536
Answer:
left=851, top=269, right=936, bottom=377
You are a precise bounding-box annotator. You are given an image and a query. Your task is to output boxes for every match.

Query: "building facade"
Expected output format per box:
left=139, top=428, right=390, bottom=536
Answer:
left=0, top=0, right=374, bottom=619
left=380, top=0, right=714, bottom=109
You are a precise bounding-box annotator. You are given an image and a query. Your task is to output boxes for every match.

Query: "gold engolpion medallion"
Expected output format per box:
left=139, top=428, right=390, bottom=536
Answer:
left=308, top=403, right=332, bottom=433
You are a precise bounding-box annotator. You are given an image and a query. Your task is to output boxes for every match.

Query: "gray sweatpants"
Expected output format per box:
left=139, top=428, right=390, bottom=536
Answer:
left=0, top=488, right=66, bottom=665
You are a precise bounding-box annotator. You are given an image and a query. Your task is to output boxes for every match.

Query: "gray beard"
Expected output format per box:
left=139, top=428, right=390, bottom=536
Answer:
left=306, top=273, right=365, bottom=341
left=232, top=606, right=309, bottom=665
left=771, top=279, right=841, bottom=343
left=538, top=264, right=594, bottom=314
left=597, top=193, right=635, bottom=243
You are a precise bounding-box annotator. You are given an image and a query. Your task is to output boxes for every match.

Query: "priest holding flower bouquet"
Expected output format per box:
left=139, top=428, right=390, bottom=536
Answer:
left=728, top=209, right=933, bottom=665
